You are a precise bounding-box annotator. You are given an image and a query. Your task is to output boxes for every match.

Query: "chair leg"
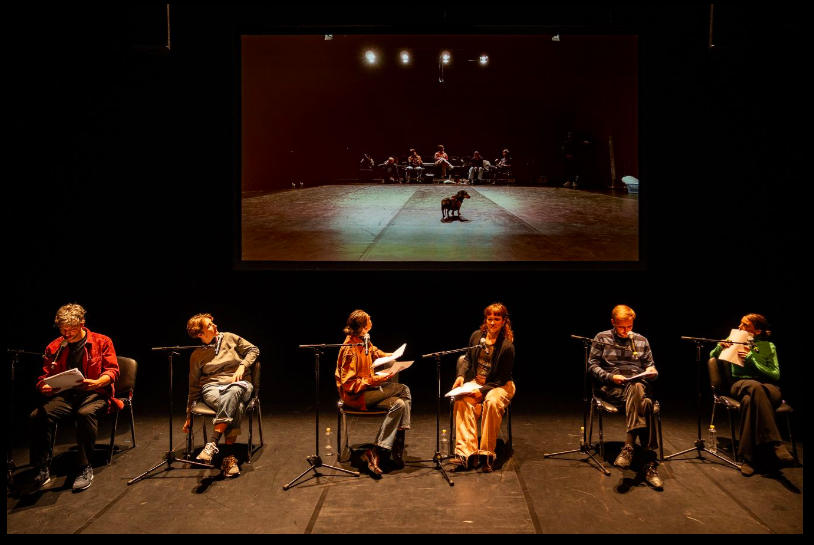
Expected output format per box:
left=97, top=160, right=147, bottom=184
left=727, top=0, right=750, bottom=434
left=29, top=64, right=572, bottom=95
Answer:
left=186, top=413, right=194, bottom=459
left=786, top=414, right=798, bottom=463
left=449, top=400, right=455, bottom=457
left=247, top=409, right=254, bottom=464
left=655, top=400, right=664, bottom=462
left=728, top=410, right=739, bottom=462
left=587, top=400, right=596, bottom=448
left=598, top=407, right=605, bottom=463
left=256, top=401, right=264, bottom=449
left=507, top=404, right=513, bottom=454
left=129, top=402, right=137, bottom=448
left=108, top=411, right=120, bottom=465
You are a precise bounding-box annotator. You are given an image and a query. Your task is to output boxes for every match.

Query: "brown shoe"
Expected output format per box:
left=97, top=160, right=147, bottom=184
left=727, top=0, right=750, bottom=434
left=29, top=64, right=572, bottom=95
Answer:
left=361, top=448, right=383, bottom=477
left=481, top=455, right=494, bottom=473
left=775, top=443, right=795, bottom=464
left=449, top=455, right=469, bottom=472
left=740, top=461, right=756, bottom=477
left=221, top=455, right=240, bottom=478
left=391, top=430, right=406, bottom=469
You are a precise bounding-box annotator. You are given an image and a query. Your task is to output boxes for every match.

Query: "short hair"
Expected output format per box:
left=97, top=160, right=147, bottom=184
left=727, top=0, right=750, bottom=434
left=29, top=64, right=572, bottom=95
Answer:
left=438, top=144, right=445, bottom=150
left=54, top=304, right=86, bottom=328
left=503, top=149, right=510, bottom=154
left=611, top=305, right=636, bottom=322
left=410, top=149, right=416, bottom=153
left=343, top=310, right=370, bottom=337
left=187, top=313, right=213, bottom=338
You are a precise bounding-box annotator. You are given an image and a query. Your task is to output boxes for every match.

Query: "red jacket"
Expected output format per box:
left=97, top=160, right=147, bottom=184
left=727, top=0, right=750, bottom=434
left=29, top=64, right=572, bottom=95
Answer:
left=38, top=328, right=123, bottom=413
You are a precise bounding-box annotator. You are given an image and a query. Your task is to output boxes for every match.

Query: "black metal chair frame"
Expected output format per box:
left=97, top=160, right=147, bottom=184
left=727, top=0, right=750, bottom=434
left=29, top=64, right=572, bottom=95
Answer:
left=336, top=401, right=389, bottom=462
left=707, top=357, right=798, bottom=464
left=48, top=356, right=138, bottom=468
left=586, top=383, right=664, bottom=468
left=185, top=361, right=264, bottom=464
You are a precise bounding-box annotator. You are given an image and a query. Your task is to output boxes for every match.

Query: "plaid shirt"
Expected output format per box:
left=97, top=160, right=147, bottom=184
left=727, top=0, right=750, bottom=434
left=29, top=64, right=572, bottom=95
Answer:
left=588, top=329, right=657, bottom=385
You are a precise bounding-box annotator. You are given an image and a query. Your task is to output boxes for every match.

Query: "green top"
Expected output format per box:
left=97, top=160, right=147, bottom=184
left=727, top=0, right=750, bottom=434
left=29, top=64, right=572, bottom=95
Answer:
left=710, top=338, right=779, bottom=382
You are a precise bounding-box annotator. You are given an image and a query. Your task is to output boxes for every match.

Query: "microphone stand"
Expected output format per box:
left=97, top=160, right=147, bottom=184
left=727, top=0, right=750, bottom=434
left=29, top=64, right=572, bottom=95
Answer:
left=418, top=346, right=473, bottom=487
left=543, top=336, right=632, bottom=475
left=128, top=345, right=215, bottom=485
left=283, top=343, right=362, bottom=491
left=7, top=349, right=43, bottom=494
left=662, top=336, right=741, bottom=470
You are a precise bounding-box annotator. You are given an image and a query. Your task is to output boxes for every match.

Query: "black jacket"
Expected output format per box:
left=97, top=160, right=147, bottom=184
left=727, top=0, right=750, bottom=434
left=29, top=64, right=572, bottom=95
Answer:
left=456, top=329, right=515, bottom=397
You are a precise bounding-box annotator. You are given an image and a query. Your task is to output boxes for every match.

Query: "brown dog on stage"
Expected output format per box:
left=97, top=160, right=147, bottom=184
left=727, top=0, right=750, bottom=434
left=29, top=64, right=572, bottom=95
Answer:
left=441, top=190, right=471, bottom=219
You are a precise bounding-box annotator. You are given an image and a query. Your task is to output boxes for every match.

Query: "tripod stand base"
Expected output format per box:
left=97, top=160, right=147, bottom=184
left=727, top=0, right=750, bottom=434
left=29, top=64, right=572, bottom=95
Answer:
left=432, top=451, right=454, bottom=486
left=664, top=440, right=741, bottom=470
left=544, top=444, right=612, bottom=476
left=128, top=451, right=215, bottom=485
left=283, top=455, right=360, bottom=491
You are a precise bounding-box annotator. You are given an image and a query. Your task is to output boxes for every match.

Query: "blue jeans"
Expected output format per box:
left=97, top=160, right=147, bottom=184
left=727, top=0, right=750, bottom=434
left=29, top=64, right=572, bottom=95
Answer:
left=201, top=382, right=253, bottom=433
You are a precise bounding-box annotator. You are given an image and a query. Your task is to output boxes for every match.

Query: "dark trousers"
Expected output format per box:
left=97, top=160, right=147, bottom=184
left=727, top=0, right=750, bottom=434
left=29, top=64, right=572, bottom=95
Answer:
left=29, top=391, right=107, bottom=468
left=599, top=381, right=658, bottom=452
left=730, top=379, right=782, bottom=463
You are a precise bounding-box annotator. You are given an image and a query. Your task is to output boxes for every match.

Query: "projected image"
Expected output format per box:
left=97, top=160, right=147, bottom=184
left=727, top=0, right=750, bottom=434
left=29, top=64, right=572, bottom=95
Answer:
left=240, top=34, right=638, bottom=264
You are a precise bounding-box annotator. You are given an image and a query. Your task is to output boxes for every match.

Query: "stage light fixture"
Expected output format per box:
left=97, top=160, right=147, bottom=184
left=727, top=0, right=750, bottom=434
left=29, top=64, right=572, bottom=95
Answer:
left=479, top=54, right=489, bottom=66
left=552, top=35, right=561, bottom=42
left=365, top=50, right=377, bottom=64
left=400, top=51, right=411, bottom=64
left=441, top=51, right=451, bottom=64
left=324, top=34, right=333, bottom=41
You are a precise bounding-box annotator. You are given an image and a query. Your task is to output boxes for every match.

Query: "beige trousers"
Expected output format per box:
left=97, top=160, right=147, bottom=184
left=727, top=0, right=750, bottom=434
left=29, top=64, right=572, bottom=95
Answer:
left=454, top=381, right=515, bottom=458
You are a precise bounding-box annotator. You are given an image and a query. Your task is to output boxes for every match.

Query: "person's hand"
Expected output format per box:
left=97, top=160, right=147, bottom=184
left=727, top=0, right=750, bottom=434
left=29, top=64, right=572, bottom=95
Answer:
left=612, top=375, right=626, bottom=385
left=78, top=378, right=105, bottom=391
left=452, top=376, right=464, bottom=389
left=231, top=364, right=246, bottom=383
left=40, top=384, right=60, bottom=396
left=372, top=373, right=393, bottom=384
left=183, top=418, right=191, bottom=434
left=719, top=341, right=732, bottom=349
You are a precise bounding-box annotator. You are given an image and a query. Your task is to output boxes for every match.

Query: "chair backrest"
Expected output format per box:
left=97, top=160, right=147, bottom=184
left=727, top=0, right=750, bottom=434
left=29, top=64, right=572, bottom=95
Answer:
left=250, top=361, right=261, bottom=400
left=707, top=357, right=732, bottom=394
left=115, top=356, right=138, bottom=395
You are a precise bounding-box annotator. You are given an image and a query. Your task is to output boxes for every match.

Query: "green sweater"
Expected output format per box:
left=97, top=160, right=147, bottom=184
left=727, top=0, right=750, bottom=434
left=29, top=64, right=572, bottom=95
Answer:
left=710, top=337, right=779, bottom=383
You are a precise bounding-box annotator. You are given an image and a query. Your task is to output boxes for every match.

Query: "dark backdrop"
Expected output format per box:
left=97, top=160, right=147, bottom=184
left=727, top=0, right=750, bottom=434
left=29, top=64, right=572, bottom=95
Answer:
left=6, top=5, right=802, bottom=433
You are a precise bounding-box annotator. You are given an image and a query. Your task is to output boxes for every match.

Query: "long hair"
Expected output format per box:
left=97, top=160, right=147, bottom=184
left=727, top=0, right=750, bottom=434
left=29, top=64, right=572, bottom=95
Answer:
left=343, top=310, right=370, bottom=337
left=479, top=302, right=514, bottom=343
left=743, top=313, right=772, bottom=338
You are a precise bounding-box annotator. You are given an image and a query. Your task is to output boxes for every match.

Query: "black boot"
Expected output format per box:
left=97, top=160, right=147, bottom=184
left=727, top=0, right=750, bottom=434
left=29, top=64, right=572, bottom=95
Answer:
left=392, top=430, right=406, bottom=469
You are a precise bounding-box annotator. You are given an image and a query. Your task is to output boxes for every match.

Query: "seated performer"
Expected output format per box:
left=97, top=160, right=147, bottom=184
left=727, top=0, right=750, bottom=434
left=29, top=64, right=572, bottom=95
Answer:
left=29, top=303, right=121, bottom=492
left=450, top=303, right=516, bottom=473
left=359, top=153, right=375, bottom=182
left=588, top=304, right=663, bottom=489
left=405, top=149, right=424, bottom=183
left=335, top=310, right=412, bottom=477
left=468, top=151, right=486, bottom=185
left=495, top=149, right=512, bottom=181
left=184, top=313, right=259, bottom=478
left=434, top=144, right=453, bottom=180
left=379, top=157, right=401, bottom=184
left=710, top=313, right=793, bottom=476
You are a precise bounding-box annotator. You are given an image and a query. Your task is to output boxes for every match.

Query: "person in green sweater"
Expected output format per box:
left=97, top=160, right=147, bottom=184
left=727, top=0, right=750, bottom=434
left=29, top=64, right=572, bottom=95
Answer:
left=710, top=313, right=794, bottom=476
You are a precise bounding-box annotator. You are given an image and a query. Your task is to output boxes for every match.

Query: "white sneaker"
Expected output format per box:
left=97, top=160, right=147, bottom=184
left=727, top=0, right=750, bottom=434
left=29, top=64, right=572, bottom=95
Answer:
left=197, top=442, right=219, bottom=463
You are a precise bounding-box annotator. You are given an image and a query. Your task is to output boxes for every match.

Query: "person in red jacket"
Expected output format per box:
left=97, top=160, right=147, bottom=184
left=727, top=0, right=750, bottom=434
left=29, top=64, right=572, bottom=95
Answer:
left=28, top=304, right=120, bottom=492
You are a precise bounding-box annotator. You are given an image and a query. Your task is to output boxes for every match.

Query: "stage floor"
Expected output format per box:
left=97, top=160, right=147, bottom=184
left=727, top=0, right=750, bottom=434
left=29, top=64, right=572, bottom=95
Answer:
left=7, top=406, right=803, bottom=534
left=241, top=185, right=639, bottom=262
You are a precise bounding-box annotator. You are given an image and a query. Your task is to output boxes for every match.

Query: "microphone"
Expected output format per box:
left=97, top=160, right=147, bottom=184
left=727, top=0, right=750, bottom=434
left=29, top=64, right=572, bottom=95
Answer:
left=50, top=339, right=69, bottom=370
left=363, top=333, right=370, bottom=356
left=629, top=332, right=639, bottom=358
left=748, top=339, right=760, bottom=353
left=479, top=337, right=489, bottom=354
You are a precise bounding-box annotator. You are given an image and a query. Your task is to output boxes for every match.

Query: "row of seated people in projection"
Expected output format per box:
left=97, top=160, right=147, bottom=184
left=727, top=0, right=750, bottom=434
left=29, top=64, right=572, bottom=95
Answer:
left=26, top=302, right=792, bottom=493
left=360, top=145, right=513, bottom=184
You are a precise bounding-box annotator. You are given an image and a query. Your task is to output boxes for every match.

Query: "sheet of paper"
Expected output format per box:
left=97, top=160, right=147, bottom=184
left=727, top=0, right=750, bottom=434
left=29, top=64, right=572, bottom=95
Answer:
left=373, top=343, right=406, bottom=367
left=375, top=360, right=414, bottom=376
left=43, top=368, right=85, bottom=390
left=623, top=369, right=658, bottom=382
left=718, top=329, right=752, bottom=367
left=445, top=382, right=482, bottom=398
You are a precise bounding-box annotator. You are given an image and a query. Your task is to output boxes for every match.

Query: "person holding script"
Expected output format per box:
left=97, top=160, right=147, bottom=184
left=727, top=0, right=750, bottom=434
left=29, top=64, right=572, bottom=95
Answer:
left=28, top=304, right=120, bottom=492
left=588, top=305, right=663, bottom=489
left=450, top=303, right=516, bottom=474
left=710, top=313, right=793, bottom=476
left=335, top=310, right=412, bottom=477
